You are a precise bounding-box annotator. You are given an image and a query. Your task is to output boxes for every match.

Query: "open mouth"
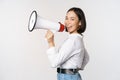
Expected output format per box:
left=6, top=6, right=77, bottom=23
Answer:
left=66, top=26, right=72, bottom=30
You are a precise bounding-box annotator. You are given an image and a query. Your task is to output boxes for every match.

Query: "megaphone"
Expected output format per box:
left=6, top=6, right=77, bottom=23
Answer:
left=28, top=10, right=65, bottom=33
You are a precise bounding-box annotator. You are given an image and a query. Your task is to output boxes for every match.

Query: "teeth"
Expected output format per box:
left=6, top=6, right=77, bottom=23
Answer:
left=67, top=26, right=72, bottom=27
left=67, top=26, right=72, bottom=29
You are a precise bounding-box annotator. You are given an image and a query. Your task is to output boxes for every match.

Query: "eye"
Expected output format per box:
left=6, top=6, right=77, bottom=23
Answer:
left=71, top=18, right=75, bottom=21
left=65, top=17, right=68, bottom=20
left=71, top=19, right=74, bottom=20
left=65, top=16, right=68, bottom=20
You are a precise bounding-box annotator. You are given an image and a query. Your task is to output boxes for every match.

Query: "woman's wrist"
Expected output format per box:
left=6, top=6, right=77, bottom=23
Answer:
left=48, top=42, right=55, bottom=48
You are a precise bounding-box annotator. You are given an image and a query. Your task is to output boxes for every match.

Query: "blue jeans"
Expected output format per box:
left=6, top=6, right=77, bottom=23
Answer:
left=57, top=73, right=82, bottom=80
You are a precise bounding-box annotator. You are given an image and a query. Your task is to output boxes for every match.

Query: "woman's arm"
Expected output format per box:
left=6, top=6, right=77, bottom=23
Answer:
left=45, top=30, right=55, bottom=48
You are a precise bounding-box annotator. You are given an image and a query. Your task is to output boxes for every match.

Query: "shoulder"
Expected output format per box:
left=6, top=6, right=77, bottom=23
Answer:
left=68, top=34, right=84, bottom=46
left=68, top=34, right=83, bottom=42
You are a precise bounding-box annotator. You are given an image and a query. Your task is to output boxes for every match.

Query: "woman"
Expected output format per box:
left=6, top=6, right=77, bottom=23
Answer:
left=45, top=7, right=89, bottom=80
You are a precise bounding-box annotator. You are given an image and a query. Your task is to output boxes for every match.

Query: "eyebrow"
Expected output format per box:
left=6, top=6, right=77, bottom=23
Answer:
left=65, top=16, right=76, bottom=18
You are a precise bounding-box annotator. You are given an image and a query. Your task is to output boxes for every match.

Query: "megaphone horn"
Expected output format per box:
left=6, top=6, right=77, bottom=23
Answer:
left=28, top=10, right=65, bottom=33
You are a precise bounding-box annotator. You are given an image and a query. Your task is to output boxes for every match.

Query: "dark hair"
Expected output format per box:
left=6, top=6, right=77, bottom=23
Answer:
left=66, top=7, right=86, bottom=34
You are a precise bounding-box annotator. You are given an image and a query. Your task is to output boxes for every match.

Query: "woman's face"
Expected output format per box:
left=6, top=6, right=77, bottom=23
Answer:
left=64, top=11, right=81, bottom=34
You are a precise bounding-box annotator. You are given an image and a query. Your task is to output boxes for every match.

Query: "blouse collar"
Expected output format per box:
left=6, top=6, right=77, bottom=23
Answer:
left=68, top=33, right=83, bottom=38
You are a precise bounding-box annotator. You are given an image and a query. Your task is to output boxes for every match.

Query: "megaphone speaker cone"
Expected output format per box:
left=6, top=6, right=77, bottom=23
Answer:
left=28, top=10, right=37, bottom=32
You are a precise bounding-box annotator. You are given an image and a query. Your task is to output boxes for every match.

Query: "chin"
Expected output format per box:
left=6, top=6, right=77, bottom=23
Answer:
left=68, top=31, right=73, bottom=34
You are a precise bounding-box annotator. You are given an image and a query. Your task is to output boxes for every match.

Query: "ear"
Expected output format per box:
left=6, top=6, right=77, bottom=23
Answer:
left=79, top=21, right=81, bottom=26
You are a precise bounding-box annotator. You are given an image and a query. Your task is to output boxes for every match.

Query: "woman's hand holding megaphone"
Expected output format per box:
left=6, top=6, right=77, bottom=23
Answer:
left=45, top=30, right=55, bottom=48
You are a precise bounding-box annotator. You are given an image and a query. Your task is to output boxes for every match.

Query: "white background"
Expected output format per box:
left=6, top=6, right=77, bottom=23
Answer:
left=0, top=0, right=120, bottom=80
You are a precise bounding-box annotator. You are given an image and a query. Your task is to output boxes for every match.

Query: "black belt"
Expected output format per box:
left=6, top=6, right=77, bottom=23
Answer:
left=57, top=68, right=78, bottom=74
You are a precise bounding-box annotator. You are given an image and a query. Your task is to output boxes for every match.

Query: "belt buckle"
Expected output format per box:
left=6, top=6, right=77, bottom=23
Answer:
left=66, top=69, right=77, bottom=75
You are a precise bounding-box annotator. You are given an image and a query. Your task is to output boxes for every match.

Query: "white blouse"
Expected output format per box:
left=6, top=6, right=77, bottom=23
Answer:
left=46, top=33, right=89, bottom=70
